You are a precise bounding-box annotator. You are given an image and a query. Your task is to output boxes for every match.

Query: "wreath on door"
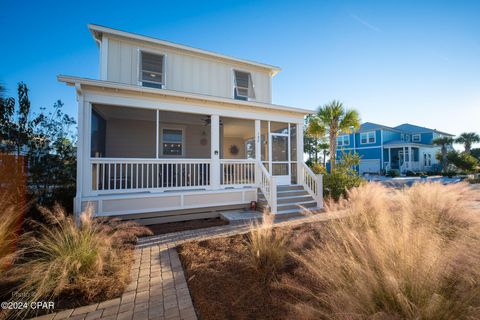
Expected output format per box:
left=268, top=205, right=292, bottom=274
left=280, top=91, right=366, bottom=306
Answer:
left=229, top=144, right=239, bottom=155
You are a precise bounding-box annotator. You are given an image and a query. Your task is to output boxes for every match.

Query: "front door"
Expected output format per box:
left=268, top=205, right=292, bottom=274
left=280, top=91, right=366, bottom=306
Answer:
left=398, top=149, right=409, bottom=170
left=270, top=131, right=290, bottom=185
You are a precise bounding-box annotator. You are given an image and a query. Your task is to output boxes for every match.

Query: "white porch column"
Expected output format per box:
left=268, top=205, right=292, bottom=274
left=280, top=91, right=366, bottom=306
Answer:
left=254, top=120, right=261, bottom=185
left=268, top=121, right=272, bottom=173
left=210, top=114, right=220, bottom=190
left=408, top=146, right=412, bottom=170
left=155, top=109, right=159, bottom=159
left=388, top=147, right=391, bottom=171
left=74, top=88, right=84, bottom=216
left=403, top=146, right=406, bottom=171
left=296, top=123, right=304, bottom=185
left=84, top=101, right=92, bottom=196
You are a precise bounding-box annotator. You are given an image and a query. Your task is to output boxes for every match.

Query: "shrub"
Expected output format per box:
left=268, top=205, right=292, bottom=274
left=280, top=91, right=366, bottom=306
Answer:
left=448, top=151, right=479, bottom=173
left=405, top=170, right=416, bottom=177
left=310, top=163, right=326, bottom=174
left=442, top=170, right=456, bottom=178
left=291, top=183, right=480, bottom=319
left=7, top=205, right=152, bottom=318
left=322, top=170, right=364, bottom=201
left=418, top=171, right=427, bottom=178
left=386, top=169, right=400, bottom=177
left=245, top=214, right=289, bottom=282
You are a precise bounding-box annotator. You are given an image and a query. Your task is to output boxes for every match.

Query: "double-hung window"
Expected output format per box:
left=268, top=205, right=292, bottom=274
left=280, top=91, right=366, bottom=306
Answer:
left=162, top=129, right=183, bottom=156
left=337, top=135, right=350, bottom=147
left=140, top=51, right=164, bottom=89
left=412, top=134, right=420, bottom=142
left=360, top=131, right=375, bottom=144
left=233, top=70, right=255, bottom=100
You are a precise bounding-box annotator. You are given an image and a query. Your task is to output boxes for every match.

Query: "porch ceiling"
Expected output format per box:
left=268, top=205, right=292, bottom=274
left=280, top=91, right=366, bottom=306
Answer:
left=94, top=105, right=255, bottom=139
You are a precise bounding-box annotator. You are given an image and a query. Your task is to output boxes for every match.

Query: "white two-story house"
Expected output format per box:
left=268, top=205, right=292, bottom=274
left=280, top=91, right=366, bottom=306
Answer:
left=59, top=24, right=322, bottom=224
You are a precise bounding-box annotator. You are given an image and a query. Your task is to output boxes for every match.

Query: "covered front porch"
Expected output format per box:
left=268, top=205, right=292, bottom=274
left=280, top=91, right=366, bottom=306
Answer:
left=77, top=99, right=321, bottom=219
left=89, top=104, right=299, bottom=192
left=383, top=144, right=422, bottom=172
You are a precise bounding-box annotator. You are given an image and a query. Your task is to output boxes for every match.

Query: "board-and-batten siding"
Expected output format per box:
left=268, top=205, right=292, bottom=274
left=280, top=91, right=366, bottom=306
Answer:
left=105, top=36, right=272, bottom=103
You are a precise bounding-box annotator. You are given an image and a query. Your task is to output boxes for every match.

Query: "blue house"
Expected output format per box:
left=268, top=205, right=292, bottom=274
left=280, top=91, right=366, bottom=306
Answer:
left=336, top=122, right=454, bottom=174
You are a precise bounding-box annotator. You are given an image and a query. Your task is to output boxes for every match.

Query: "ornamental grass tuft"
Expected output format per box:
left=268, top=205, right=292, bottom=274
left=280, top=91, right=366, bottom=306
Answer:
left=291, top=182, right=480, bottom=320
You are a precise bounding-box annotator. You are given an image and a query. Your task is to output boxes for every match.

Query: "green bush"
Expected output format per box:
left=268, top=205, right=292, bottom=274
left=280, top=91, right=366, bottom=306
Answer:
left=405, top=170, right=416, bottom=177
left=323, top=170, right=364, bottom=201
left=442, top=171, right=456, bottom=178
left=447, top=151, right=479, bottom=173
left=386, top=169, right=400, bottom=177
left=310, top=163, right=326, bottom=174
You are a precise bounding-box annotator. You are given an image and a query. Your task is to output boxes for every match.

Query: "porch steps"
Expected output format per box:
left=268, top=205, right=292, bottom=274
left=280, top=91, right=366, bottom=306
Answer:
left=257, top=184, right=322, bottom=218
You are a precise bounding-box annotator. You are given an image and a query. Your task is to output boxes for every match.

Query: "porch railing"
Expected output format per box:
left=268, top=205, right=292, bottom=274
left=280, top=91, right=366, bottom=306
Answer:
left=91, top=158, right=211, bottom=193
left=256, top=160, right=277, bottom=213
left=301, top=162, right=323, bottom=208
left=220, top=159, right=256, bottom=186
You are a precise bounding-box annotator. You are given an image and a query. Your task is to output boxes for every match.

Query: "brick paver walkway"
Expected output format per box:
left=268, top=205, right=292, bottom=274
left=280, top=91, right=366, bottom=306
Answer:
left=31, top=212, right=345, bottom=320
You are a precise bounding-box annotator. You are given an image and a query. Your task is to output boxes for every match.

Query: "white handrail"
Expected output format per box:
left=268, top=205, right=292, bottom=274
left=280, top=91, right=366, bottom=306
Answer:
left=301, top=162, right=323, bottom=209
left=91, top=158, right=211, bottom=193
left=256, top=160, right=277, bottom=213
left=220, top=159, right=255, bottom=186
left=91, top=158, right=209, bottom=163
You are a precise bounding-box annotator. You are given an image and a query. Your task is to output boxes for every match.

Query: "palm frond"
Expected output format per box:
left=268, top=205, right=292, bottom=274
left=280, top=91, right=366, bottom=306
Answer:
left=306, top=116, right=326, bottom=138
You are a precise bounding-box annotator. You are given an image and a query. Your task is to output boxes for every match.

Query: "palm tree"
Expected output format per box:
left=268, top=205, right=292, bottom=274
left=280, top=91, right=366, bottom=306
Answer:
left=433, top=136, right=454, bottom=173
left=307, top=100, right=360, bottom=171
left=319, top=142, right=330, bottom=167
left=456, top=132, right=480, bottom=154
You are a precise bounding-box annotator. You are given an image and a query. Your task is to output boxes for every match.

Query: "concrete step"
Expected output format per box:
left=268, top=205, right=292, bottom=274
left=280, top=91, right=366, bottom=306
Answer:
left=258, top=195, right=314, bottom=205
left=272, top=207, right=323, bottom=220
left=258, top=189, right=309, bottom=197
left=277, top=185, right=304, bottom=192
left=277, top=200, right=317, bottom=212
left=276, top=189, right=309, bottom=197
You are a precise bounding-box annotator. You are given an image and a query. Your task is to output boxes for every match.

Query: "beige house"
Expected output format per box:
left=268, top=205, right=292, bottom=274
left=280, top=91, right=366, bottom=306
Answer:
left=59, top=24, right=323, bottom=223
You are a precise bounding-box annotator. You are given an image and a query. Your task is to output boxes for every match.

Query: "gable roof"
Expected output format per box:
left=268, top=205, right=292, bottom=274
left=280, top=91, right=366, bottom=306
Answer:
left=357, top=122, right=400, bottom=133
left=394, top=123, right=454, bottom=136
left=88, top=24, right=281, bottom=76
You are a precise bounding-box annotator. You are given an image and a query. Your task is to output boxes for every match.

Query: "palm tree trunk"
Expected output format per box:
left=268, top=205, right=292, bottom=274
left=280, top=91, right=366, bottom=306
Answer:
left=441, top=145, right=448, bottom=173
left=329, top=130, right=337, bottom=171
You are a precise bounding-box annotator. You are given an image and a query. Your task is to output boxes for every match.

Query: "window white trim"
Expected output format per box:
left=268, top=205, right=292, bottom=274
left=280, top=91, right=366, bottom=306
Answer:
left=337, top=134, right=350, bottom=146
left=412, top=134, right=420, bottom=142
left=232, top=68, right=255, bottom=101
left=160, top=125, right=185, bottom=157
left=137, top=48, right=167, bottom=89
left=360, top=131, right=376, bottom=144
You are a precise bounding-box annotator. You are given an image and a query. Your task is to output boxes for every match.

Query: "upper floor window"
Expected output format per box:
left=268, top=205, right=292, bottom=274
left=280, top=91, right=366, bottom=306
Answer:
left=337, top=135, right=350, bottom=147
left=412, top=134, right=420, bottom=142
left=233, top=70, right=255, bottom=101
left=405, top=134, right=411, bottom=142
left=140, top=51, right=164, bottom=89
left=400, top=134, right=404, bottom=141
left=360, top=131, right=375, bottom=144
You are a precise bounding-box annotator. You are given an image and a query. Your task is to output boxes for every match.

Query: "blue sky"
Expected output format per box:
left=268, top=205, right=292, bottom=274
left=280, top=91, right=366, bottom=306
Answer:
left=1, top=0, right=479, bottom=146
